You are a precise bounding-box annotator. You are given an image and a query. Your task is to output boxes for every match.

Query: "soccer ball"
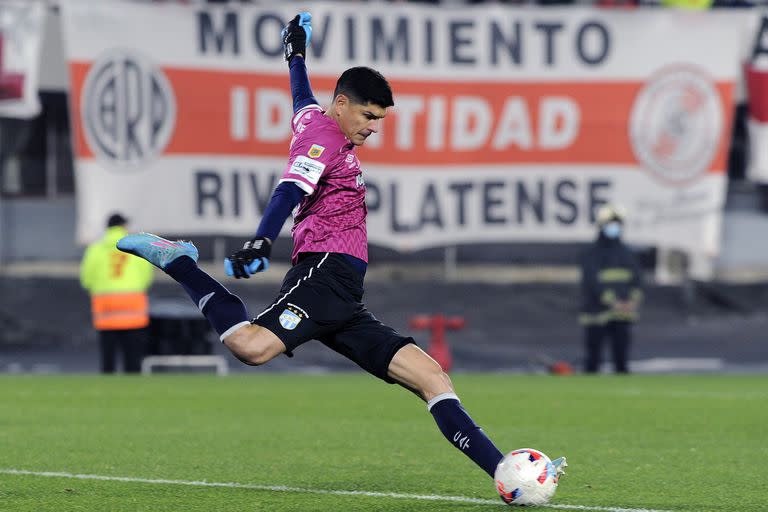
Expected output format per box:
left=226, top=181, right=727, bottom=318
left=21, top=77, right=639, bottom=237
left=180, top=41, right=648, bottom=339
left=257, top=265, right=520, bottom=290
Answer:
left=494, top=448, right=561, bottom=506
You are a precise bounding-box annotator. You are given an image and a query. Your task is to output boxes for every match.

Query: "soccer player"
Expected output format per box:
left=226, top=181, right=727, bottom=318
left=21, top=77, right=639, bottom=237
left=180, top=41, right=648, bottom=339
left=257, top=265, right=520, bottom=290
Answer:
left=118, top=12, right=564, bottom=485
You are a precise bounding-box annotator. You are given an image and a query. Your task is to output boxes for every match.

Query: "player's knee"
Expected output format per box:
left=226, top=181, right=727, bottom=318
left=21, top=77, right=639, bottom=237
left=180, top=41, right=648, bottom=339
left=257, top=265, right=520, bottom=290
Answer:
left=223, top=326, right=280, bottom=366
left=234, top=337, right=281, bottom=366
left=238, top=345, right=273, bottom=366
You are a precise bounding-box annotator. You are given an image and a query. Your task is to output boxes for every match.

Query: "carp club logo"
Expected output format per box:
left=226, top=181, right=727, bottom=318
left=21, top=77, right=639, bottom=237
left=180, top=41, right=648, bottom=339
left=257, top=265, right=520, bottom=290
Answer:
left=629, top=67, right=723, bottom=184
left=81, top=49, right=176, bottom=167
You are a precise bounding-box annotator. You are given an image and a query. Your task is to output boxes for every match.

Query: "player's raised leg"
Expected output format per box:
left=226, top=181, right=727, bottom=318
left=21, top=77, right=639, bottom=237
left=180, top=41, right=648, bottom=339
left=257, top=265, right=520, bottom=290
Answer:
left=116, top=233, right=285, bottom=366
left=387, top=344, right=504, bottom=478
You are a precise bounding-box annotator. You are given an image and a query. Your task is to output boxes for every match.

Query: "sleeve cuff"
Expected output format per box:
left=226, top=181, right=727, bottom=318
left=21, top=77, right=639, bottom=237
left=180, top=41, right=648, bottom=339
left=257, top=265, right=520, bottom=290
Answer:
left=279, top=178, right=314, bottom=195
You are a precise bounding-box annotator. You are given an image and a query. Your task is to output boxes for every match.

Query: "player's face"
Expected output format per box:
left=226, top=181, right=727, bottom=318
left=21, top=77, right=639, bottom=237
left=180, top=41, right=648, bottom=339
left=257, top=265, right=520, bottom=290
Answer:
left=334, top=96, right=388, bottom=146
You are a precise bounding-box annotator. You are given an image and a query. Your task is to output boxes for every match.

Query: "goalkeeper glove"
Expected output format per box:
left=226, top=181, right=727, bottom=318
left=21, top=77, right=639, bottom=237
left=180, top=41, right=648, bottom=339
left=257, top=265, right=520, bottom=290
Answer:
left=224, top=237, right=271, bottom=279
left=282, top=12, right=312, bottom=62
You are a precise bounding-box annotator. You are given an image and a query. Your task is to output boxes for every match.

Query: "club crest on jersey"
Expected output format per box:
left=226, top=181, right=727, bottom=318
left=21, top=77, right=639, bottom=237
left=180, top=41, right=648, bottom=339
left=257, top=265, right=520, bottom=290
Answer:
left=279, top=309, right=301, bottom=330
left=308, top=144, right=325, bottom=158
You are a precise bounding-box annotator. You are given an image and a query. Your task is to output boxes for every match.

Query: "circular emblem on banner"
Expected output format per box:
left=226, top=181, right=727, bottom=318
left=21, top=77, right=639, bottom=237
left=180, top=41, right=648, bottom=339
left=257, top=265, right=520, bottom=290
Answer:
left=629, top=67, right=722, bottom=184
left=81, top=49, right=176, bottom=167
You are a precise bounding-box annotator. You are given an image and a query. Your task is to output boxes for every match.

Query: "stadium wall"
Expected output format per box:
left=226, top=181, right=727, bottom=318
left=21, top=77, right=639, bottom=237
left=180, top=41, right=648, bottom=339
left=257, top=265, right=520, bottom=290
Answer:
left=1, top=275, right=766, bottom=373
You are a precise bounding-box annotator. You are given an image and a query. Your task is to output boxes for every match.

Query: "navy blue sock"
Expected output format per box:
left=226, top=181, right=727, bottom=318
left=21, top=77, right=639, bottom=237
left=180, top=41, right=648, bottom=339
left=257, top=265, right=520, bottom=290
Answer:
left=429, top=393, right=504, bottom=478
left=164, top=256, right=249, bottom=337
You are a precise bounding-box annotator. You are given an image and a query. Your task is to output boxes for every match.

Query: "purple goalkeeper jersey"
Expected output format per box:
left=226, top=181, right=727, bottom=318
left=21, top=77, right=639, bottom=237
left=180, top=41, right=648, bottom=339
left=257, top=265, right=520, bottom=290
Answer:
left=279, top=105, right=368, bottom=264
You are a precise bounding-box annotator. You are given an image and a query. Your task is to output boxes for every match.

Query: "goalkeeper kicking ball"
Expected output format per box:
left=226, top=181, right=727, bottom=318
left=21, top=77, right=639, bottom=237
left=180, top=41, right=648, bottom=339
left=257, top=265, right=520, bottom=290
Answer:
left=494, top=448, right=566, bottom=506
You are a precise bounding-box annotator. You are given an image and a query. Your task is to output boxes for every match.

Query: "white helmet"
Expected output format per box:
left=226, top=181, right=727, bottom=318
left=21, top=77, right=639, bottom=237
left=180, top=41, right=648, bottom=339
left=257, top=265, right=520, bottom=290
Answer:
left=596, top=204, right=626, bottom=227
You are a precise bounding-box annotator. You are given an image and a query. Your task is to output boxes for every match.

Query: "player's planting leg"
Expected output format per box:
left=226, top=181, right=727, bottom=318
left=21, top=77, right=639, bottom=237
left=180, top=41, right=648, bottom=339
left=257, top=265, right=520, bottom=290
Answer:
left=117, top=233, right=250, bottom=338
left=388, top=344, right=504, bottom=478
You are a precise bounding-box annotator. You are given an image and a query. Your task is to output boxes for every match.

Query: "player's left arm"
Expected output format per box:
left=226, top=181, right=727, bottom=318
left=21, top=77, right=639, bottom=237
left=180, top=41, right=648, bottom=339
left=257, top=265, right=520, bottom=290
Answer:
left=283, top=13, right=318, bottom=113
left=224, top=182, right=306, bottom=279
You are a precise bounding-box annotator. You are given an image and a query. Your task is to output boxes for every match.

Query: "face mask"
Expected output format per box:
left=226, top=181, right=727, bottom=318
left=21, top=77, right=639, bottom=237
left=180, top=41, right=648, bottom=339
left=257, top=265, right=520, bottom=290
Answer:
left=602, top=221, right=622, bottom=239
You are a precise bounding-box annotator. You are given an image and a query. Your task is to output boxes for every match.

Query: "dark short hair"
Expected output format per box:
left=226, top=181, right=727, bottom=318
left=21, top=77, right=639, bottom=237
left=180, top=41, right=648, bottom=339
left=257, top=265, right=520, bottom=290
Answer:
left=107, top=213, right=128, bottom=228
left=334, top=67, right=394, bottom=108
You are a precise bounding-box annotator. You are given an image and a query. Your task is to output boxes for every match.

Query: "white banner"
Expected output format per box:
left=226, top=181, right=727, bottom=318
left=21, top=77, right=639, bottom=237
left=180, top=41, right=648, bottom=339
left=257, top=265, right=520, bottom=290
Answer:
left=0, top=0, right=44, bottom=118
left=744, top=10, right=768, bottom=185
left=61, top=1, right=744, bottom=270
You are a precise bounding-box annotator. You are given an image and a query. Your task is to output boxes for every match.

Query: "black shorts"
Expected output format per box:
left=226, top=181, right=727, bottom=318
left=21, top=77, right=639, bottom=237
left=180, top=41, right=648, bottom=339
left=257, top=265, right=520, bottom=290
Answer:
left=251, top=252, right=414, bottom=383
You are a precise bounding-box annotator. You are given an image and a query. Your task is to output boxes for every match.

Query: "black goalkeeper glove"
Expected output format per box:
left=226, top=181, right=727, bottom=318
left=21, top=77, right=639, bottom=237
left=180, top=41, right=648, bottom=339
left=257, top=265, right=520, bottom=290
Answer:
left=282, top=12, right=312, bottom=62
left=224, top=237, right=272, bottom=279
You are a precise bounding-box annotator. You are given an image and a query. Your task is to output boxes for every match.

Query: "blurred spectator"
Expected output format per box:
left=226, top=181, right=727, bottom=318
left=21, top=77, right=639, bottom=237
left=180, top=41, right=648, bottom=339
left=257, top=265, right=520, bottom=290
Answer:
left=79, top=213, right=154, bottom=374
left=579, top=205, right=643, bottom=374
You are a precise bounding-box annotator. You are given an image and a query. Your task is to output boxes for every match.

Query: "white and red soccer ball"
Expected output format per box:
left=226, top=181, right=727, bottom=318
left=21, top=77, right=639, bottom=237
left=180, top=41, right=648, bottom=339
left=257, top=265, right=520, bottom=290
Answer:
left=494, top=448, right=560, bottom=506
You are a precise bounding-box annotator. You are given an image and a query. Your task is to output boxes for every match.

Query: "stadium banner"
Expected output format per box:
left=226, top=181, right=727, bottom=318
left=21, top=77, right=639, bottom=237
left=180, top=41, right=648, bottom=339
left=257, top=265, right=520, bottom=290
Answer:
left=745, top=10, right=768, bottom=185
left=61, top=1, right=744, bottom=270
left=0, top=0, right=44, bottom=118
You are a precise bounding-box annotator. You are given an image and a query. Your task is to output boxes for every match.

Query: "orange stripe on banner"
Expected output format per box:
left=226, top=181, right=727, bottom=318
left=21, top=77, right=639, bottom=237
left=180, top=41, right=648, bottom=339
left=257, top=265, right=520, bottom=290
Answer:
left=69, top=62, right=733, bottom=172
left=70, top=63, right=89, bottom=161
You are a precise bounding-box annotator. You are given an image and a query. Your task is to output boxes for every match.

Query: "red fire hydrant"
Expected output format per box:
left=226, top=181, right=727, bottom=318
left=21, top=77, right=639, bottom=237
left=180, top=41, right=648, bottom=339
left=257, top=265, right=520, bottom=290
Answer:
left=409, top=314, right=466, bottom=373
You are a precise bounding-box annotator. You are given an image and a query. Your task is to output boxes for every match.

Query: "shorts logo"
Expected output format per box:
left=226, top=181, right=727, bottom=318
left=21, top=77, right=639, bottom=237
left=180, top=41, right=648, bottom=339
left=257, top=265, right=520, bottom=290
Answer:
left=629, top=66, right=722, bottom=184
left=81, top=49, right=176, bottom=167
left=279, top=309, right=301, bottom=330
left=308, top=144, right=325, bottom=158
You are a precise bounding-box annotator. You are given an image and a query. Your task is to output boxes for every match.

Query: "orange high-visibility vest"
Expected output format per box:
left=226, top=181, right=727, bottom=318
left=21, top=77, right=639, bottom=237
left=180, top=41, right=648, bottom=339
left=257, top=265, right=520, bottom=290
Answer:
left=91, top=292, right=150, bottom=330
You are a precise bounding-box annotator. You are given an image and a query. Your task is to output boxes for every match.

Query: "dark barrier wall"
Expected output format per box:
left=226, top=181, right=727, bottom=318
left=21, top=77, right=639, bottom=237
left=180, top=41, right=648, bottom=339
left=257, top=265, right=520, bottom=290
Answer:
left=1, top=276, right=765, bottom=372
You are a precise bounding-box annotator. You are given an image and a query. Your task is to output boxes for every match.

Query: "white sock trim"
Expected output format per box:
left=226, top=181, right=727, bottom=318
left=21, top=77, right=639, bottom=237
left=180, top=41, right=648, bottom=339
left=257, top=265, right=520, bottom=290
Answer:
left=426, top=392, right=460, bottom=412
left=219, top=321, right=251, bottom=342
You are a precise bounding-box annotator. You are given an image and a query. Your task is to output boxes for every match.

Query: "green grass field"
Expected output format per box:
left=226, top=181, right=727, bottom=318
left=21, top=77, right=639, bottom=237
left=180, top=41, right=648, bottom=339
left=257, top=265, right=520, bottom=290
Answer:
left=0, top=374, right=765, bottom=511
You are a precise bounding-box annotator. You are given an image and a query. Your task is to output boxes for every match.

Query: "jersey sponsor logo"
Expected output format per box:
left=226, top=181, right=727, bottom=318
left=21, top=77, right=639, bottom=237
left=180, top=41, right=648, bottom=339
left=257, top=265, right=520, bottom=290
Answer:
left=279, top=309, right=301, bottom=330
left=289, top=155, right=326, bottom=185
left=81, top=49, right=176, bottom=167
left=356, top=174, right=364, bottom=188
left=308, top=144, right=325, bottom=158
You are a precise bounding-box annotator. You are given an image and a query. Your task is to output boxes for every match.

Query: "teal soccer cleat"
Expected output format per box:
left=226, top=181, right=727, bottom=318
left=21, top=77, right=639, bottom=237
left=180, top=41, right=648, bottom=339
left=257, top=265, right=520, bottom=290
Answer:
left=116, top=233, right=198, bottom=270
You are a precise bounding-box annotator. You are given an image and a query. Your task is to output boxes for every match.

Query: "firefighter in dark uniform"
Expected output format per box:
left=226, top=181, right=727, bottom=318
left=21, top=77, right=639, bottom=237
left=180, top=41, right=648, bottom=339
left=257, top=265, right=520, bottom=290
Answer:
left=579, top=205, right=643, bottom=374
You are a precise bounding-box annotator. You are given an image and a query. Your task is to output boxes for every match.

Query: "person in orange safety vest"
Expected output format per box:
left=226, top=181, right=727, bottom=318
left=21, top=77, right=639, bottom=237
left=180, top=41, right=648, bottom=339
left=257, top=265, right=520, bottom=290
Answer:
left=80, top=213, right=154, bottom=373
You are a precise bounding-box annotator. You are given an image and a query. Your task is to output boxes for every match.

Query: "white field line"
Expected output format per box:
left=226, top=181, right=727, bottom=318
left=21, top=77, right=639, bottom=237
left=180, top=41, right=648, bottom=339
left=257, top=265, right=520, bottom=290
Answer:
left=0, top=468, right=672, bottom=512
left=609, top=389, right=768, bottom=400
